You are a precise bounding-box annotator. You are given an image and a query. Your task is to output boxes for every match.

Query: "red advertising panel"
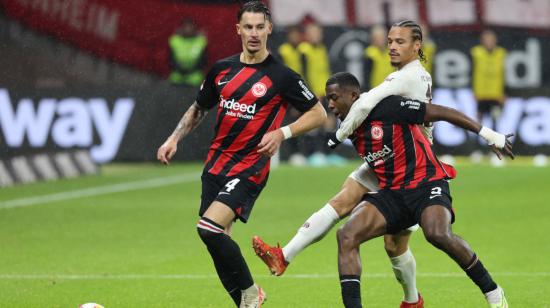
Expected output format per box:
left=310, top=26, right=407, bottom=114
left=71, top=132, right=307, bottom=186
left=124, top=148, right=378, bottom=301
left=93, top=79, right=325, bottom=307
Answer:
left=1, top=0, right=241, bottom=75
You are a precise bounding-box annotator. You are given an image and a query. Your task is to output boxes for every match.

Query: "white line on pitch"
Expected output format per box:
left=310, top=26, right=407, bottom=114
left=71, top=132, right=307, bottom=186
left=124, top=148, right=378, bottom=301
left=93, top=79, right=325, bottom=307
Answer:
left=1, top=272, right=549, bottom=280
left=0, top=172, right=201, bottom=210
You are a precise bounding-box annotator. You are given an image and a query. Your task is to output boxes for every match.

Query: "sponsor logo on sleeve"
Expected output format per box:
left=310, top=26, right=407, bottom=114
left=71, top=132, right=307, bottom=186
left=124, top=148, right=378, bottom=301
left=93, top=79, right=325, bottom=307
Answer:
left=298, top=80, right=315, bottom=100
left=400, top=99, right=421, bottom=110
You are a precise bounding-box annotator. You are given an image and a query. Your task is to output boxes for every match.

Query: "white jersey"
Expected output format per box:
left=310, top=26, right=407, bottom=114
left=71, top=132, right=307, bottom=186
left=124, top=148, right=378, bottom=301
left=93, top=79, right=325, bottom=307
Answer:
left=336, top=59, right=433, bottom=143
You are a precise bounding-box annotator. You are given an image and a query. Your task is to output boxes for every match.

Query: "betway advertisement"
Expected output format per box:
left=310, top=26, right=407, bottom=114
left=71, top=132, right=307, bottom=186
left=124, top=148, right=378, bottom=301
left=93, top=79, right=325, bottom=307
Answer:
left=0, top=86, right=215, bottom=163
left=0, top=89, right=133, bottom=163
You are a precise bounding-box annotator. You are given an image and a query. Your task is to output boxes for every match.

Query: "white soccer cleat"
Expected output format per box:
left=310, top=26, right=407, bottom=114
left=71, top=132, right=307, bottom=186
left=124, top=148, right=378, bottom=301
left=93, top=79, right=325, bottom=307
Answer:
left=240, top=284, right=267, bottom=308
left=487, top=286, right=508, bottom=308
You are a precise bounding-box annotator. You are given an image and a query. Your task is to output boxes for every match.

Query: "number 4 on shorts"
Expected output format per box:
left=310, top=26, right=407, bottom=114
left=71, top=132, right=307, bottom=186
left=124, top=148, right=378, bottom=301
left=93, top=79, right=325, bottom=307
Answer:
left=224, top=178, right=241, bottom=192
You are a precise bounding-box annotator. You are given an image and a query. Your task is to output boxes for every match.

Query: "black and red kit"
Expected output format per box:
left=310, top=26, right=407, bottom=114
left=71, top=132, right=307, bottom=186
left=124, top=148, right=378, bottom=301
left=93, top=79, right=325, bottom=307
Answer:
left=351, top=96, right=457, bottom=190
left=196, top=54, right=317, bottom=185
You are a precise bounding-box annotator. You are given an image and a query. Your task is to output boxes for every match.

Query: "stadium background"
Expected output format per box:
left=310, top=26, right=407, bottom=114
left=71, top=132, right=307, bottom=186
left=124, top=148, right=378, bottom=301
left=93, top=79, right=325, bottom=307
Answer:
left=0, top=0, right=549, bottom=307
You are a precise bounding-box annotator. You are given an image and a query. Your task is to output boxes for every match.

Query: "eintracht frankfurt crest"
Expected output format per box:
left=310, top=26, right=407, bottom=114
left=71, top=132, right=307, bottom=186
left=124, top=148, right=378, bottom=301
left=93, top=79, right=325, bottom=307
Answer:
left=371, top=125, right=383, bottom=140
left=252, top=82, right=267, bottom=97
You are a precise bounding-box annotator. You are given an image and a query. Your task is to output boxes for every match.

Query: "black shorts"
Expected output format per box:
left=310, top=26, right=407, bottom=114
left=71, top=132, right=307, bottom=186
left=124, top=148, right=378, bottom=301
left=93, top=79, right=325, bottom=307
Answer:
left=362, top=180, right=455, bottom=234
left=199, top=172, right=265, bottom=223
left=477, top=100, right=501, bottom=115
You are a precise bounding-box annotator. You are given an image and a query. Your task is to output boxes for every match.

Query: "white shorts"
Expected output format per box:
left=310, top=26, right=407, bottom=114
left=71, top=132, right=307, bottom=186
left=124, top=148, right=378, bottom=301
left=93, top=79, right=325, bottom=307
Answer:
left=348, top=163, right=419, bottom=232
left=348, top=163, right=380, bottom=192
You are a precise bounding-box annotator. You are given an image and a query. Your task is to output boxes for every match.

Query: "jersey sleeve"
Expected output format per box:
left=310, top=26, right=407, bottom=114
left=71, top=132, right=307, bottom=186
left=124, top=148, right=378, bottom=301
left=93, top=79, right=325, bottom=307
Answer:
left=195, top=63, right=221, bottom=109
left=335, top=71, right=408, bottom=141
left=281, top=70, right=318, bottom=112
left=367, top=95, right=426, bottom=124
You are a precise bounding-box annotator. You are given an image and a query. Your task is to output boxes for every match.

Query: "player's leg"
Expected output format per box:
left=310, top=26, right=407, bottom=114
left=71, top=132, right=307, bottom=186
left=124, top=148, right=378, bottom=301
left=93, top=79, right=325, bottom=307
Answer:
left=197, top=175, right=265, bottom=307
left=384, top=231, right=423, bottom=307
left=252, top=164, right=374, bottom=275
left=282, top=176, right=368, bottom=259
left=337, top=201, right=387, bottom=308
left=198, top=202, right=253, bottom=306
left=418, top=182, right=506, bottom=307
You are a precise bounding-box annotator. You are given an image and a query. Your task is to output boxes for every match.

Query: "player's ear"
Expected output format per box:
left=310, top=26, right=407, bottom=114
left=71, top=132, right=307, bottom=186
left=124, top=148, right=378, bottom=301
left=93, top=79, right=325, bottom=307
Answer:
left=414, top=40, right=421, bottom=53
left=236, top=23, right=241, bottom=35
left=267, top=21, right=273, bottom=34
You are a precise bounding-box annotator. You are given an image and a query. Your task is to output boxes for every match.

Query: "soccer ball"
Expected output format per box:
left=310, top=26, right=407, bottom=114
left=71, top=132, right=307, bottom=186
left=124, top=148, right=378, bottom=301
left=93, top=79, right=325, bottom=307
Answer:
left=79, top=303, right=104, bottom=308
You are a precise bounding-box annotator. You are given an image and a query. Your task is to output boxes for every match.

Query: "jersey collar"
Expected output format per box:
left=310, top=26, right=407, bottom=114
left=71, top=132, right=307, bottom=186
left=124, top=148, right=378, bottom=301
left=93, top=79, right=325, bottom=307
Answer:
left=400, top=59, right=422, bottom=70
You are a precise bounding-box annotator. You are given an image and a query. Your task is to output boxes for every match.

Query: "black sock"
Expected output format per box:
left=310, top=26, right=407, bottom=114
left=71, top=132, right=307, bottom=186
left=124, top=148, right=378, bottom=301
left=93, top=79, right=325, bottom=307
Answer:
left=197, top=218, right=254, bottom=292
left=464, top=254, right=498, bottom=294
left=340, top=275, right=362, bottom=308
left=207, top=245, right=241, bottom=306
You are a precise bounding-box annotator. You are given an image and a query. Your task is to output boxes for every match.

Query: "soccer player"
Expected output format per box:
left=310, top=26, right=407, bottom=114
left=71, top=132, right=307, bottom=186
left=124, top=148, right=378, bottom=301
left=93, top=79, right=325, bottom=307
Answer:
left=254, top=20, right=434, bottom=308
left=324, top=72, right=512, bottom=308
left=156, top=2, right=327, bottom=307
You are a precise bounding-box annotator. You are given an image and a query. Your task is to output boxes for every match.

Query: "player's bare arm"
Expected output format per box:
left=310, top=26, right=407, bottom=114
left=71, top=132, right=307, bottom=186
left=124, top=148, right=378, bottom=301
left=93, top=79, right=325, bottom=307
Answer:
left=157, top=102, right=208, bottom=165
left=257, top=101, right=326, bottom=156
left=424, top=103, right=514, bottom=159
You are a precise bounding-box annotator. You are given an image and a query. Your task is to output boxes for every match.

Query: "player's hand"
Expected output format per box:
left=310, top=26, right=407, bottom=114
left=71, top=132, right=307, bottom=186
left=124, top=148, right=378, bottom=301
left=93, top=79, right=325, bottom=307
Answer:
left=326, top=131, right=341, bottom=149
left=490, top=133, right=515, bottom=160
left=257, top=129, right=284, bottom=157
left=157, top=137, right=178, bottom=165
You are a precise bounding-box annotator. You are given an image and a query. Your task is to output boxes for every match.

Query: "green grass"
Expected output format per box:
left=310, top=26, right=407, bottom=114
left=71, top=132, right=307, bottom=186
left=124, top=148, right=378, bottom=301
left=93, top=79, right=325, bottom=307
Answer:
left=1, top=160, right=549, bottom=307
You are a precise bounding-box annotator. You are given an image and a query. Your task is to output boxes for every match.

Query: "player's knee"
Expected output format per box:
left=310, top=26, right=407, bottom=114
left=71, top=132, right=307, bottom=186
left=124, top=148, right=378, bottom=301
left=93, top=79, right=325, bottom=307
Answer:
left=197, top=226, right=217, bottom=245
left=336, top=226, right=357, bottom=251
left=424, top=229, right=451, bottom=249
left=330, top=196, right=356, bottom=217
left=196, top=218, right=225, bottom=246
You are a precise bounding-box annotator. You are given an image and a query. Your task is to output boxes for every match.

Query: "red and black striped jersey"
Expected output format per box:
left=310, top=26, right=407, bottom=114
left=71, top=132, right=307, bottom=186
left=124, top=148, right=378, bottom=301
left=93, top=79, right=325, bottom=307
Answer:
left=196, top=54, right=318, bottom=184
left=350, top=96, right=457, bottom=190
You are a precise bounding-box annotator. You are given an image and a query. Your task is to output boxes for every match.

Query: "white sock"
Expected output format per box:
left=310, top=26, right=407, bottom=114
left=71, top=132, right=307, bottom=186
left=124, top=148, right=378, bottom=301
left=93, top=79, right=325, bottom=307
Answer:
left=282, top=204, right=340, bottom=262
left=485, top=285, right=503, bottom=304
left=390, top=248, right=419, bottom=303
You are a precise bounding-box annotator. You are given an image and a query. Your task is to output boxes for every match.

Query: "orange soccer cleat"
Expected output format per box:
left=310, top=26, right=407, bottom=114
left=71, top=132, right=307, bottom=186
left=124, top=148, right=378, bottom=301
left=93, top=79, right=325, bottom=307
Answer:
left=252, top=235, right=288, bottom=276
left=400, top=293, right=424, bottom=308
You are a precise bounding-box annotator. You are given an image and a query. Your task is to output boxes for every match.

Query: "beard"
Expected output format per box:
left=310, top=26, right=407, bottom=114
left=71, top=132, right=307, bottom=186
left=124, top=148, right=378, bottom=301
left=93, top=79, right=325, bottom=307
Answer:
left=390, top=60, right=400, bottom=67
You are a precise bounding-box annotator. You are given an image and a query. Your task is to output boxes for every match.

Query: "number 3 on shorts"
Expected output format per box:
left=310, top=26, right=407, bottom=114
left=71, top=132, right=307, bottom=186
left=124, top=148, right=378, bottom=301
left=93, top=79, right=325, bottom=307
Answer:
left=430, top=187, right=442, bottom=199
left=224, top=178, right=241, bottom=192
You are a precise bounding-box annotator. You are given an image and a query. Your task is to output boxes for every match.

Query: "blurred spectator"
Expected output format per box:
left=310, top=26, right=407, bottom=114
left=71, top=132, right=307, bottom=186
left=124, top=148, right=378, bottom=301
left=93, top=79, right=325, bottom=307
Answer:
left=277, top=25, right=303, bottom=75
left=293, top=22, right=344, bottom=167
left=364, top=25, right=394, bottom=89
left=278, top=25, right=307, bottom=166
left=298, top=22, right=330, bottom=98
left=471, top=29, right=507, bottom=128
left=420, top=23, right=436, bottom=76
left=168, top=18, right=207, bottom=87
left=470, top=29, right=507, bottom=165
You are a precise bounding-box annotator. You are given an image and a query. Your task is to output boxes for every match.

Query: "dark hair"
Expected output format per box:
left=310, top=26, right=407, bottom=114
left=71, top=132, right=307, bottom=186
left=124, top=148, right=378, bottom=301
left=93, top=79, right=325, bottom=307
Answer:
left=326, top=72, right=360, bottom=89
left=237, top=1, right=271, bottom=22
left=391, top=20, right=426, bottom=63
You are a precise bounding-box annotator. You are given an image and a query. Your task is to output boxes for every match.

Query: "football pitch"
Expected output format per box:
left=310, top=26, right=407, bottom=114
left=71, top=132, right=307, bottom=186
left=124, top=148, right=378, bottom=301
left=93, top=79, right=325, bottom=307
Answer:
left=1, top=160, right=549, bottom=307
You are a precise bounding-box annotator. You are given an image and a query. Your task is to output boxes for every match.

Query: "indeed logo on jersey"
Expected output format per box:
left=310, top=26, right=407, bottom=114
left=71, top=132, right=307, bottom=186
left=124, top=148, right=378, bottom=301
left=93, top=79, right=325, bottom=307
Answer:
left=364, top=145, right=394, bottom=166
left=219, top=96, right=257, bottom=120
